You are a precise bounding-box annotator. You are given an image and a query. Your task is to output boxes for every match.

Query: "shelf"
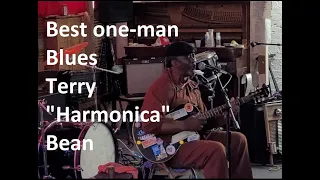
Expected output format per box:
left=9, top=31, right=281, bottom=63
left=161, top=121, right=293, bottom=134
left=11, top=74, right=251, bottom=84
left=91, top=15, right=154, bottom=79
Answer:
left=178, top=28, right=242, bottom=33
left=139, top=28, right=243, bottom=35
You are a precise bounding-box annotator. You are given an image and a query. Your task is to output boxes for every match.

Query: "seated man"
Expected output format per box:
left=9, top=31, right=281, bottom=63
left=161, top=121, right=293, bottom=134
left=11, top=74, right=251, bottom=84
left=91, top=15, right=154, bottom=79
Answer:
left=140, top=41, right=253, bottom=179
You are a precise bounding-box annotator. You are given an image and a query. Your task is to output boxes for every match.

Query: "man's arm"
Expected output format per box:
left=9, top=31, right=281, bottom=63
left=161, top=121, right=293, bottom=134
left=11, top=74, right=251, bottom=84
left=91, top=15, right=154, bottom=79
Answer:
left=141, top=86, right=186, bottom=135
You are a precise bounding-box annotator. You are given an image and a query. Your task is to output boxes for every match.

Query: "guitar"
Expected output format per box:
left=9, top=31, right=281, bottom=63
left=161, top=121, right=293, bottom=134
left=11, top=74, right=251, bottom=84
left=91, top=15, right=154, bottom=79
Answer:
left=132, top=85, right=269, bottom=163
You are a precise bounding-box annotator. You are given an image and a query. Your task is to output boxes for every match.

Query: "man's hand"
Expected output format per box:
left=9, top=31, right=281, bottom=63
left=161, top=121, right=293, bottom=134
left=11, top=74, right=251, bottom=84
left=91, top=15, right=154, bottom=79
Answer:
left=182, top=114, right=207, bottom=131
left=230, top=97, right=239, bottom=115
left=223, top=97, right=239, bottom=118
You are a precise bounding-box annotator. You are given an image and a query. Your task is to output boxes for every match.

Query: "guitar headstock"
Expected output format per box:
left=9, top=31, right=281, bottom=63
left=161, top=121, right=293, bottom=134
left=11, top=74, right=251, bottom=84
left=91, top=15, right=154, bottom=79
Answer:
left=249, top=84, right=270, bottom=103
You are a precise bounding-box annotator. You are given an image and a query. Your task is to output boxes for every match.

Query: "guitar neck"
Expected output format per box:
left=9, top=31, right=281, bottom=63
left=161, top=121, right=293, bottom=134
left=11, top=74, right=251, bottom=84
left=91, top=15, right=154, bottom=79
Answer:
left=199, top=94, right=255, bottom=119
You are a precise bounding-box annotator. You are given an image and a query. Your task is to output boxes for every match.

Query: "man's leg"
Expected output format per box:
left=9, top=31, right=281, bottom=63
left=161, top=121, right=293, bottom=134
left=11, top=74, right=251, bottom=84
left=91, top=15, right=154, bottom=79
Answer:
left=206, top=131, right=253, bottom=179
left=168, top=140, right=229, bottom=179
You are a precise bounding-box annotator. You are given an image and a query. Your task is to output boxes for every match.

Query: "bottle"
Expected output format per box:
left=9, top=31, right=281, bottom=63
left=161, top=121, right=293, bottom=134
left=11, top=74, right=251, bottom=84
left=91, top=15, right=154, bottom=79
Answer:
left=189, top=36, right=195, bottom=47
left=216, top=32, right=221, bottom=47
left=205, top=32, right=210, bottom=47
left=208, top=29, right=215, bottom=47
left=62, top=4, right=68, bottom=16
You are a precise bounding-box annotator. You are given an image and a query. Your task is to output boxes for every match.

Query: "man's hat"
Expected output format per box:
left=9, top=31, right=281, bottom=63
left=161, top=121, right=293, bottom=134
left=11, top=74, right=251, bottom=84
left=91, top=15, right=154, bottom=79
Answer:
left=165, top=41, right=196, bottom=57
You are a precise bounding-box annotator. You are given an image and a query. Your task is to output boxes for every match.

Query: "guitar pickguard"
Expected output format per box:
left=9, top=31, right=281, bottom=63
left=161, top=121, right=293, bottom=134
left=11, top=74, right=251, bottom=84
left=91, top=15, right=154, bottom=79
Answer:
left=165, top=107, right=188, bottom=120
left=171, top=131, right=198, bottom=144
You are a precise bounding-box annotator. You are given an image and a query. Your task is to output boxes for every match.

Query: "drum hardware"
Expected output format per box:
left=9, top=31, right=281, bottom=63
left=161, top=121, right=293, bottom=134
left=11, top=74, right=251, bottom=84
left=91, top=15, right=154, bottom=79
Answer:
left=82, top=64, right=122, bottom=121
left=62, top=165, right=83, bottom=171
left=38, top=42, right=119, bottom=179
left=82, top=64, right=136, bottom=147
left=39, top=99, right=52, bottom=116
left=117, top=138, right=142, bottom=159
left=38, top=99, right=55, bottom=179
left=105, top=166, right=115, bottom=179
left=83, top=64, right=122, bottom=74
left=38, top=121, right=119, bottom=179
left=57, top=122, right=91, bottom=129
left=42, top=175, right=56, bottom=179
left=117, top=138, right=143, bottom=167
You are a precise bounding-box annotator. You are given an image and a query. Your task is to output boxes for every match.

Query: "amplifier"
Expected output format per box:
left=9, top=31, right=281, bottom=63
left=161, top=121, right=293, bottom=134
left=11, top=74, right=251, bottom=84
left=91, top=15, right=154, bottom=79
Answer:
left=38, top=93, right=67, bottom=123
left=240, top=100, right=282, bottom=165
left=123, top=58, right=165, bottom=97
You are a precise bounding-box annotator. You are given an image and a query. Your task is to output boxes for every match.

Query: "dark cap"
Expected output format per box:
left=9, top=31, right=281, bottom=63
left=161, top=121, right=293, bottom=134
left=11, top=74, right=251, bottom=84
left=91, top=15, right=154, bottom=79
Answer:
left=165, top=41, right=196, bottom=57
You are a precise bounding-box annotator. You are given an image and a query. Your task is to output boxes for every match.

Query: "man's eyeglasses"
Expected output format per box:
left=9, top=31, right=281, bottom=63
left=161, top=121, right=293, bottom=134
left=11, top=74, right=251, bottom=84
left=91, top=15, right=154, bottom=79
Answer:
left=176, top=53, right=196, bottom=64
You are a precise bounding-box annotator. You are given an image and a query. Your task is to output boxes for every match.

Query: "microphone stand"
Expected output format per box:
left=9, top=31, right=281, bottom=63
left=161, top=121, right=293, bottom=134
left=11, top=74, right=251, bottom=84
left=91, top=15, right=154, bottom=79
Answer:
left=250, top=42, right=282, bottom=47
left=213, top=70, right=240, bottom=179
left=91, top=65, right=98, bottom=114
left=208, top=83, right=216, bottom=111
left=250, top=42, right=282, bottom=98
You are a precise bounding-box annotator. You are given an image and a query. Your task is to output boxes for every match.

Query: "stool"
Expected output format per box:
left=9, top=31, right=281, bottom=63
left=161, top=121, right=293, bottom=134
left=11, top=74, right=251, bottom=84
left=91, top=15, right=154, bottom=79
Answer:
left=147, top=162, right=204, bottom=179
left=91, top=172, right=133, bottom=179
left=117, top=95, right=144, bottom=147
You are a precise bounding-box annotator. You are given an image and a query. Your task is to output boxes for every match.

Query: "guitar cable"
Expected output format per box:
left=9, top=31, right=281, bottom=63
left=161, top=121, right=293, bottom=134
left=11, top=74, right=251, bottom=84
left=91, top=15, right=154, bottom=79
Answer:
left=223, top=73, right=232, bottom=89
left=117, top=139, right=143, bottom=159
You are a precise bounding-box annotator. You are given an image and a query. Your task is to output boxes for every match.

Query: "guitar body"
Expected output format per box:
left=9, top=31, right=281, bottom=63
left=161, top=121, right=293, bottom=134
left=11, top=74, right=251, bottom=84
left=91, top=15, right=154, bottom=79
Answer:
left=132, top=103, right=201, bottom=163
left=132, top=85, right=269, bottom=163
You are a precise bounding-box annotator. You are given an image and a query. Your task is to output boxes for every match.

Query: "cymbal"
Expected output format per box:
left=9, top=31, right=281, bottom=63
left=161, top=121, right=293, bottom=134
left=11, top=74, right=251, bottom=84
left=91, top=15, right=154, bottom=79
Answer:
left=64, top=42, right=88, bottom=54
left=45, top=42, right=88, bottom=63
left=45, top=42, right=88, bottom=71
left=61, top=42, right=88, bottom=54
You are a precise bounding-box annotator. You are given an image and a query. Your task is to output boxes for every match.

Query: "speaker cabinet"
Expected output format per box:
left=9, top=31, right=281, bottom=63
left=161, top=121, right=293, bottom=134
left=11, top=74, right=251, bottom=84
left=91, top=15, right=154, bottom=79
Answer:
left=97, top=1, right=133, bottom=23
left=123, top=58, right=165, bottom=97
left=240, top=101, right=282, bottom=165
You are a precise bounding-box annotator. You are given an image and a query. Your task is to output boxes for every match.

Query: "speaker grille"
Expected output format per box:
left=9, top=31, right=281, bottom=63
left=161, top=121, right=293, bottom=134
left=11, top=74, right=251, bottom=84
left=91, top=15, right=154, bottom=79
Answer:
left=97, top=1, right=133, bottom=23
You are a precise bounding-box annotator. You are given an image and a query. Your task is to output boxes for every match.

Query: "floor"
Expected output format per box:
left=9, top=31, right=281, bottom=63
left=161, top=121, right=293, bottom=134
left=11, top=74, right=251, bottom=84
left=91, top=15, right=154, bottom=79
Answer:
left=115, top=128, right=282, bottom=179
left=252, top=164, right=282, bottom=179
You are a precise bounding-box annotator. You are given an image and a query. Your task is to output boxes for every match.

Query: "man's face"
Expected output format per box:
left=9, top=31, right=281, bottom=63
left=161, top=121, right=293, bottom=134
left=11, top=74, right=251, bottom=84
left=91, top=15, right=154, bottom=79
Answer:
left=173, top=54, right=196, bottom=77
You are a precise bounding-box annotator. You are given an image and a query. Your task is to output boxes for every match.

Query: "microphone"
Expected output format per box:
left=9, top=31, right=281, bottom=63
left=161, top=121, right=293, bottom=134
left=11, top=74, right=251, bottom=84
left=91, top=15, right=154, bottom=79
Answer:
left=250, top=42, right=258, bottom=47
left=197, top=62, right=228, bottom=75
left=193, top=70, right=214, bottom=92
left=193, top=70, right=209, bottom=83
left=193, top=69, right=205, bottom=76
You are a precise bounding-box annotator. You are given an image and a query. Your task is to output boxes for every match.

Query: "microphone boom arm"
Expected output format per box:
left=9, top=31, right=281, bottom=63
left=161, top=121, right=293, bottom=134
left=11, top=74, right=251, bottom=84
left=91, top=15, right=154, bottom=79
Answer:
left=251, top=42, right=282, bottom=47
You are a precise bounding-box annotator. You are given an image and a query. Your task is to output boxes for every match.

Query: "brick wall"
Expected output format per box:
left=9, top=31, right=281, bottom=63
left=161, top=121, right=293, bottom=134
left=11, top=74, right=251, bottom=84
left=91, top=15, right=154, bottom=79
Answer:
left=269, top=1, right=282, bottom=91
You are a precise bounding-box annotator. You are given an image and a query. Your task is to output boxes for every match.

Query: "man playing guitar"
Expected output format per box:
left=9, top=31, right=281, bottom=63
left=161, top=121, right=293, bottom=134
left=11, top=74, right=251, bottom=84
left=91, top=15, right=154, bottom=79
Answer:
left=140, top=42, right=253, bottom=179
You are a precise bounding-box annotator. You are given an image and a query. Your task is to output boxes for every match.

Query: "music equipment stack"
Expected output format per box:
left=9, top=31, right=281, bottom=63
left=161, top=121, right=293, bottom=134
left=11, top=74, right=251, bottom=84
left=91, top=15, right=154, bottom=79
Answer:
left=262, top=100, right=282, bottom=165
left=240, top=100, right=282, bottom=165
left=123, top=58, right=165, bottom=97
left=96, top=1, right=133, bottom=23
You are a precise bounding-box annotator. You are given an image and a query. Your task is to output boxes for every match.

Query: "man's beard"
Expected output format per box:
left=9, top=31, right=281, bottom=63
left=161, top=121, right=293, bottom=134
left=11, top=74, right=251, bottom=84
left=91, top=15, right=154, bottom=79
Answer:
left=186, top=68, right=194, bottom=77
